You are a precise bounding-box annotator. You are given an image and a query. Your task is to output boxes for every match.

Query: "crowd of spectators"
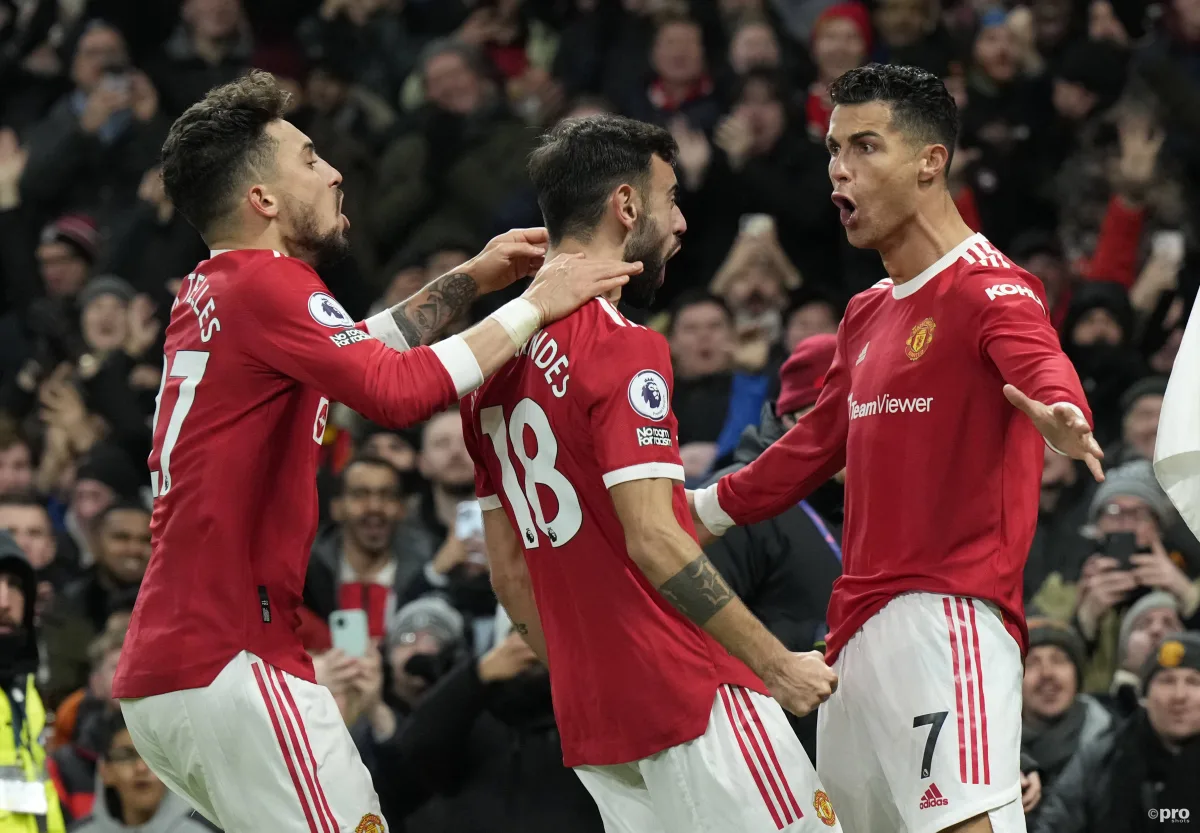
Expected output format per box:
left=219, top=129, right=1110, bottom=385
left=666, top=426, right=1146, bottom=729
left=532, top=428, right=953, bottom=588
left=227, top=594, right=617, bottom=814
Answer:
left=0, top=0, right=1196, bottom=830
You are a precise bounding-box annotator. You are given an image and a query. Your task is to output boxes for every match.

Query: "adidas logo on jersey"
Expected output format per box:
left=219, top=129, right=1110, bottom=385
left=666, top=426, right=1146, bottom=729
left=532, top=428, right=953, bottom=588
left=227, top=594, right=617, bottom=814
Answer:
left=919, top=784, right=949, bottom=810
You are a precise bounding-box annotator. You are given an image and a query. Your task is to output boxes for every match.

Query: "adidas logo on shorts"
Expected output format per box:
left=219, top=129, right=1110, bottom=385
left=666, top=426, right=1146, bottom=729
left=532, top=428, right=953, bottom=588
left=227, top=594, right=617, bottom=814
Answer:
left=919, top=783, right=949, bottom=810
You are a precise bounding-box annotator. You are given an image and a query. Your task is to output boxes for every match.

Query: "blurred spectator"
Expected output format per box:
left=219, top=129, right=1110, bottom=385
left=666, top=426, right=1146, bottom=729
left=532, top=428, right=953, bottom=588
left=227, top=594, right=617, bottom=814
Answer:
left=103, top=166, right=208, bottom=298
left=1060, top=281, right=1150, bottom=446
left=296, top=0, right=424, bottom=108
left=804, top=3, right=869, bottom=141
left=1021, top=619, right=1112, bottom=801
left=21, top=21, right=168, bottom=226
left=48, top=623, right=123, bottom=821
left=373, top=629, right=601, bottom=833
left=383, top=596, right=465, bottom=716
left=1009, top=230, right=1071, bottom=325
left=0, top=492, right=68, bottom=621
left=1069, top=460, right=1200, bottom=691
left=872, top=0, right=955, bottom=74
left=727, top=16, right=782, bottom=77
left=623, top=14, right=721, bottom=132
left=371, top=39, right=532, bottom=263
left=356, top=422, right=423, bottom=497
left=42, top=501, right=147, bottom=702
left=1108, top=376, right=1166, bottom=466
left=1094, top=591, right=1184, bottom=718
left=305, top=456, right=434, bottom=641
left=702, top=333, right=843, bottom=758
left=413, top=410, right=477, bottom=544
left=147, top=0, right=252, bottom=118
left=57, top=443, right=144, bottom=569
left=1032, top=632, right=1200, bottom=833
left=782, top=287, right=841, bottom=353
left=0, top=530, right=67, bottom=830
left=70, top=710, right=212, bottom=832
left=0, top=423, right=34, bottom=494
left=1026, top=449, right=1098, bottom=612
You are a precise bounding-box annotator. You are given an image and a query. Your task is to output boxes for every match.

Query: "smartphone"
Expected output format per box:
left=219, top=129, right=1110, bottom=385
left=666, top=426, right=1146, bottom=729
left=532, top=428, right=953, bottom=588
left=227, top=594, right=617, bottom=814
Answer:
left=101, top=71, right=131, bottom=95
left=1104, top=531, right=1138, bottom=569
left=455, top=500, right=484, bottom=541
left=1152, top=230, right=1185, bottom=264
left=329, top=609, right=369, bottom=658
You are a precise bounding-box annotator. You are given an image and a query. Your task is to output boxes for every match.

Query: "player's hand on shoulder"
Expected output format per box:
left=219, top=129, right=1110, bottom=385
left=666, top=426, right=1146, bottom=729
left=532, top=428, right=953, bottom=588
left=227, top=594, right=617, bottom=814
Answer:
left=522, top=252, right=643, bottom=325
left=463, top=227, right=549, bottom=294
left=764, top=650, right=838, bottom=717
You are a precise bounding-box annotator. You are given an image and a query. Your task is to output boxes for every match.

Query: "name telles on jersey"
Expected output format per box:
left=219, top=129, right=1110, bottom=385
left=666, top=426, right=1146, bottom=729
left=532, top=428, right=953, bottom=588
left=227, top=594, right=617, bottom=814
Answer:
left=517, top=330, right=570, bottom=397
left=174, top=272, right=222, bottom=343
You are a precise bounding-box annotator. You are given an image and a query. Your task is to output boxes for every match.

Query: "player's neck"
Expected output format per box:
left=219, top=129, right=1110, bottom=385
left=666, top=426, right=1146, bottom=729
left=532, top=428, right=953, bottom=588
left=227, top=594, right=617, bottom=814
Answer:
left=205, top=225, right=294, bottom=260
left=546, top=236, right=627, bottom=304
left=880, top=192, right=976, bottom=286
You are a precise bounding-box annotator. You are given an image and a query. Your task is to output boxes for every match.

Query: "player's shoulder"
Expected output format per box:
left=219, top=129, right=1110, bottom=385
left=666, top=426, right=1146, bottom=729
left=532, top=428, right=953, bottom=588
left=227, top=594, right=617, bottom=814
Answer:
left=555, top=297, right=667, bottom=354
left=949, top=236, right=1049, bottom=315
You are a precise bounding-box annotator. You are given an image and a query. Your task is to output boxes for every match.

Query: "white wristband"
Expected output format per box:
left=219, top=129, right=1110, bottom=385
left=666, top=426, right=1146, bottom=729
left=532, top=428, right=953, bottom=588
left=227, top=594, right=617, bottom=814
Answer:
left=490, top=298, right=543, bottom=349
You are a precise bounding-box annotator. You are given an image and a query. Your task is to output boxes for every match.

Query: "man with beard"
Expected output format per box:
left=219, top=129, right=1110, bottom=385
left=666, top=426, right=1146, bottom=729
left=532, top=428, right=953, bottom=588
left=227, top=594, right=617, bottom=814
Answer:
left=0, top=531, right=67, bottom=830
left=463, top=114, right=842, bottom=832
left=690, top=64, right=1102, bottom=833
left=305, top=457, right=433, bottom=642
left=112, top=71, right=641, bottom=831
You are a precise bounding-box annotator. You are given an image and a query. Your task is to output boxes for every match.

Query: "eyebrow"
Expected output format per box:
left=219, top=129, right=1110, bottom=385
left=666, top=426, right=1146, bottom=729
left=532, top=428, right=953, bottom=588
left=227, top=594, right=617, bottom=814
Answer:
left=667, top=183, right=678, bottom=198
left=301, top=141, right=316, bottom=157
left=848, top=131, right=883, bottom=144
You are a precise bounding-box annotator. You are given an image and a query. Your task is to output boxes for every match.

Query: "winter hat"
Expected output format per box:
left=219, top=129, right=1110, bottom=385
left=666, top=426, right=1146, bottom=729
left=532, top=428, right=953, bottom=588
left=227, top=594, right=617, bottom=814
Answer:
left=1088, top=459, right=1174, bottom=524
left=1061, top=280, right=1134, bottom=346
left=75, top=444, right=145, bottom=502
left=1118, top=590, right=1179, bottom=662
left=387, top=596, right=464, bottom=651
left=1055, top=40, right=1129, bottom=106
left=77, top=275, right=136, bottom=309
left=0, top=532, right=35, bottom=611
left=1140, top=631, right=1200, bottom=693
left=812, top=3, right=874, bottom=53
left=1119, top=376, right=1168, bottom=417
left=1008, top=229, right=1063, bottom=264
left=777, top=334, right=838, bottom=416
left=1027, top=617, right=1087, bottom=685
left=39, top=214, right=99, bottom=264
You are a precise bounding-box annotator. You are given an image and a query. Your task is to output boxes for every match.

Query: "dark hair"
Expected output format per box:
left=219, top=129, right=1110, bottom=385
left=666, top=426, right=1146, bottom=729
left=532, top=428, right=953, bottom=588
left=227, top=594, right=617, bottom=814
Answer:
left=99, top=710, right=129, bottom=758
left=418, top=38, right=492, bottom=84
left=828, top=63, right=959, bottom=173
left=98, top=499, right=151, bottom=526
left=160, top=70, right=293, bottom=239
left=528, top=115, right=678, bottom=245
left=668, top=290, right=732, bottom=335
left=336, top=455, right=403, bottom=496
left=0, top=492, right=45, bottom=513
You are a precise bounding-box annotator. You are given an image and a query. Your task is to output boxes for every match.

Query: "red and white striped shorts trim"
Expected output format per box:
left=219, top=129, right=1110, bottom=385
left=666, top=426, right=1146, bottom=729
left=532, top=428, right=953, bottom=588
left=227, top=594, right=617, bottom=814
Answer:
left=718, top=685, right=804, bottom=829
left=941, top=597, right=991, bottom=785
left=251, top=661, right=340, bottom=832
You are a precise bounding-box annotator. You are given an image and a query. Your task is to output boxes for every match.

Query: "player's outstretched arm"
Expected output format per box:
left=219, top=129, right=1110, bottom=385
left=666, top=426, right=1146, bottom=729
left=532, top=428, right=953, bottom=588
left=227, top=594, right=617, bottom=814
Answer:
left=482, top=506, right=549, bottom=664
left=610, top=477, right=837, bottom=716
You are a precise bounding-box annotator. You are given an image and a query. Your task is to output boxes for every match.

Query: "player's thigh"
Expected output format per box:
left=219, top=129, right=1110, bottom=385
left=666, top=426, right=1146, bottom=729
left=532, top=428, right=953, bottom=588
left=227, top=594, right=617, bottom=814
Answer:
left=855, top=594, right=1023, bottom=833
left=186, top=651, right=387, bottom=833
left=643, top=685, right=842, bottom=833
left=119, top=693, right=220, bottom=825
left=817, top=641, right=905, bottom=833
left=575, top=762, right=665, bottom=833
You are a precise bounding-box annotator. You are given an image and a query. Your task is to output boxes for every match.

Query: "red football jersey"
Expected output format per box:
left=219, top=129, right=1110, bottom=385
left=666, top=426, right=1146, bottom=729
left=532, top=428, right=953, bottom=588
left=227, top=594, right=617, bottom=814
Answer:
left=461, top=297, right=764, bottom=768
left=700, top=234, right=1092, bottom=663
left=113, top=248, right=464, bottom=698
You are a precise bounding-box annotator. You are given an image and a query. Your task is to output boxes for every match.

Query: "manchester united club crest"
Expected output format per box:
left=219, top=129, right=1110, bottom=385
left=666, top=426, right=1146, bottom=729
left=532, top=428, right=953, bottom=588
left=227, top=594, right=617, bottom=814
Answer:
left=813, top=790, right=837, bottom=826
left=905, top=317, right=936, bottom=361
left=355, top=813, right=385, bottom=833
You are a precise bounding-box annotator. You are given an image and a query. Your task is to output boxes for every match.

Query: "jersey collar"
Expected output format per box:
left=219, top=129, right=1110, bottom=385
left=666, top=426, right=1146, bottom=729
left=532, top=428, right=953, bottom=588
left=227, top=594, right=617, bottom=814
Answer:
left=891, top=232, right=986, bottom=300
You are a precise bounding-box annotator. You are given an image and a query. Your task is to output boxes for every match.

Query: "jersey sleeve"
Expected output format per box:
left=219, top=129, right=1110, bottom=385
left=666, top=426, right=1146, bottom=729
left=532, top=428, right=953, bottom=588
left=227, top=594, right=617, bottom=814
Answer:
left=234, top=259, right=478, bottom=429
left=695, top=317, right=851, bottom=535
left=966, top=268, right=1094, bottom=435
left=459, top=393, right=500, bottom=510
left=579, top=325, right=686, bottom=489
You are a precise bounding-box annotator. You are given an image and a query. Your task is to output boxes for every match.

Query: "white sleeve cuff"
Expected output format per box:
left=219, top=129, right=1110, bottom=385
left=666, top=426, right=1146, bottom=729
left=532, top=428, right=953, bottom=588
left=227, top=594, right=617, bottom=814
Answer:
left=362, top=311, right=411, bottom=351
left=1045, top=401, right=1087, bottom=456
left=478, top=494, right=502, bottom=510
left=694, top=483, right=735, bottom=536
left=602, top=462, right=685, bottom=488
left=431, top=335, right=484, bottom=398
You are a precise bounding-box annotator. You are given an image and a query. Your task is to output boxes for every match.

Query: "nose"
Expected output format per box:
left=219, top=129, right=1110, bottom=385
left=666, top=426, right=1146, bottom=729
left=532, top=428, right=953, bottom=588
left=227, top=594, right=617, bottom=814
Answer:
left=328, top=164, right=343, bottom=189
left=829, top=151, right=850, bottom=184
left=674, top=207, right=688, bottom=236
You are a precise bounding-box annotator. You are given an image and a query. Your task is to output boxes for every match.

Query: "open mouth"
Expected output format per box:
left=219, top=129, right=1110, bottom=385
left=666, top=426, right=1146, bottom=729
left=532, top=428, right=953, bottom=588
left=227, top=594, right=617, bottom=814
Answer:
left=831, top=193, right=857, bottom=226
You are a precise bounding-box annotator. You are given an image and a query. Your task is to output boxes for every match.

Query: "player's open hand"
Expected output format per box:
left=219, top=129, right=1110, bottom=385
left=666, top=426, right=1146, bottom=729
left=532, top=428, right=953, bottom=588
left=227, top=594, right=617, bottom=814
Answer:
left=1003, top=385, right=1105, bottom=482
left=764, top=650, right=838, bottom=717
left=464, top=228, right=549, bottom=294
left=522, top=253, right=642, bottom=326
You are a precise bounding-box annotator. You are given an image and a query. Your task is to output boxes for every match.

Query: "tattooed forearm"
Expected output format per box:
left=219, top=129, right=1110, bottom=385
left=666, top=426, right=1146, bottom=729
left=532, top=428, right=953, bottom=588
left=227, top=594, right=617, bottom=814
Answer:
left=389, top=271, right=479, bottom=346
left=657, top=554, right=736, bottom=626
left=513, top=622, right=529, bottom=636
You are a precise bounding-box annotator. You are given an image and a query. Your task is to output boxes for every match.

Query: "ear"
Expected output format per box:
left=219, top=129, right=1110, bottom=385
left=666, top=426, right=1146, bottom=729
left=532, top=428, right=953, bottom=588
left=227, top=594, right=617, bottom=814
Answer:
left=247, top=184, right=280, bottom=220
left=918, top=143, right=950, bottom=184
left=611, top=183, right=638, bottom=233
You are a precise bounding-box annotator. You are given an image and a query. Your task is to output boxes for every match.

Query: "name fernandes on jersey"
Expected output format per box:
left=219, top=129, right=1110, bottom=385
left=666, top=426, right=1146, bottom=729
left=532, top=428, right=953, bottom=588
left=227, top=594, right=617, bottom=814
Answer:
left=517, top=329, right=570, bottom=398
left=175, top=272, right=222, bottom=343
